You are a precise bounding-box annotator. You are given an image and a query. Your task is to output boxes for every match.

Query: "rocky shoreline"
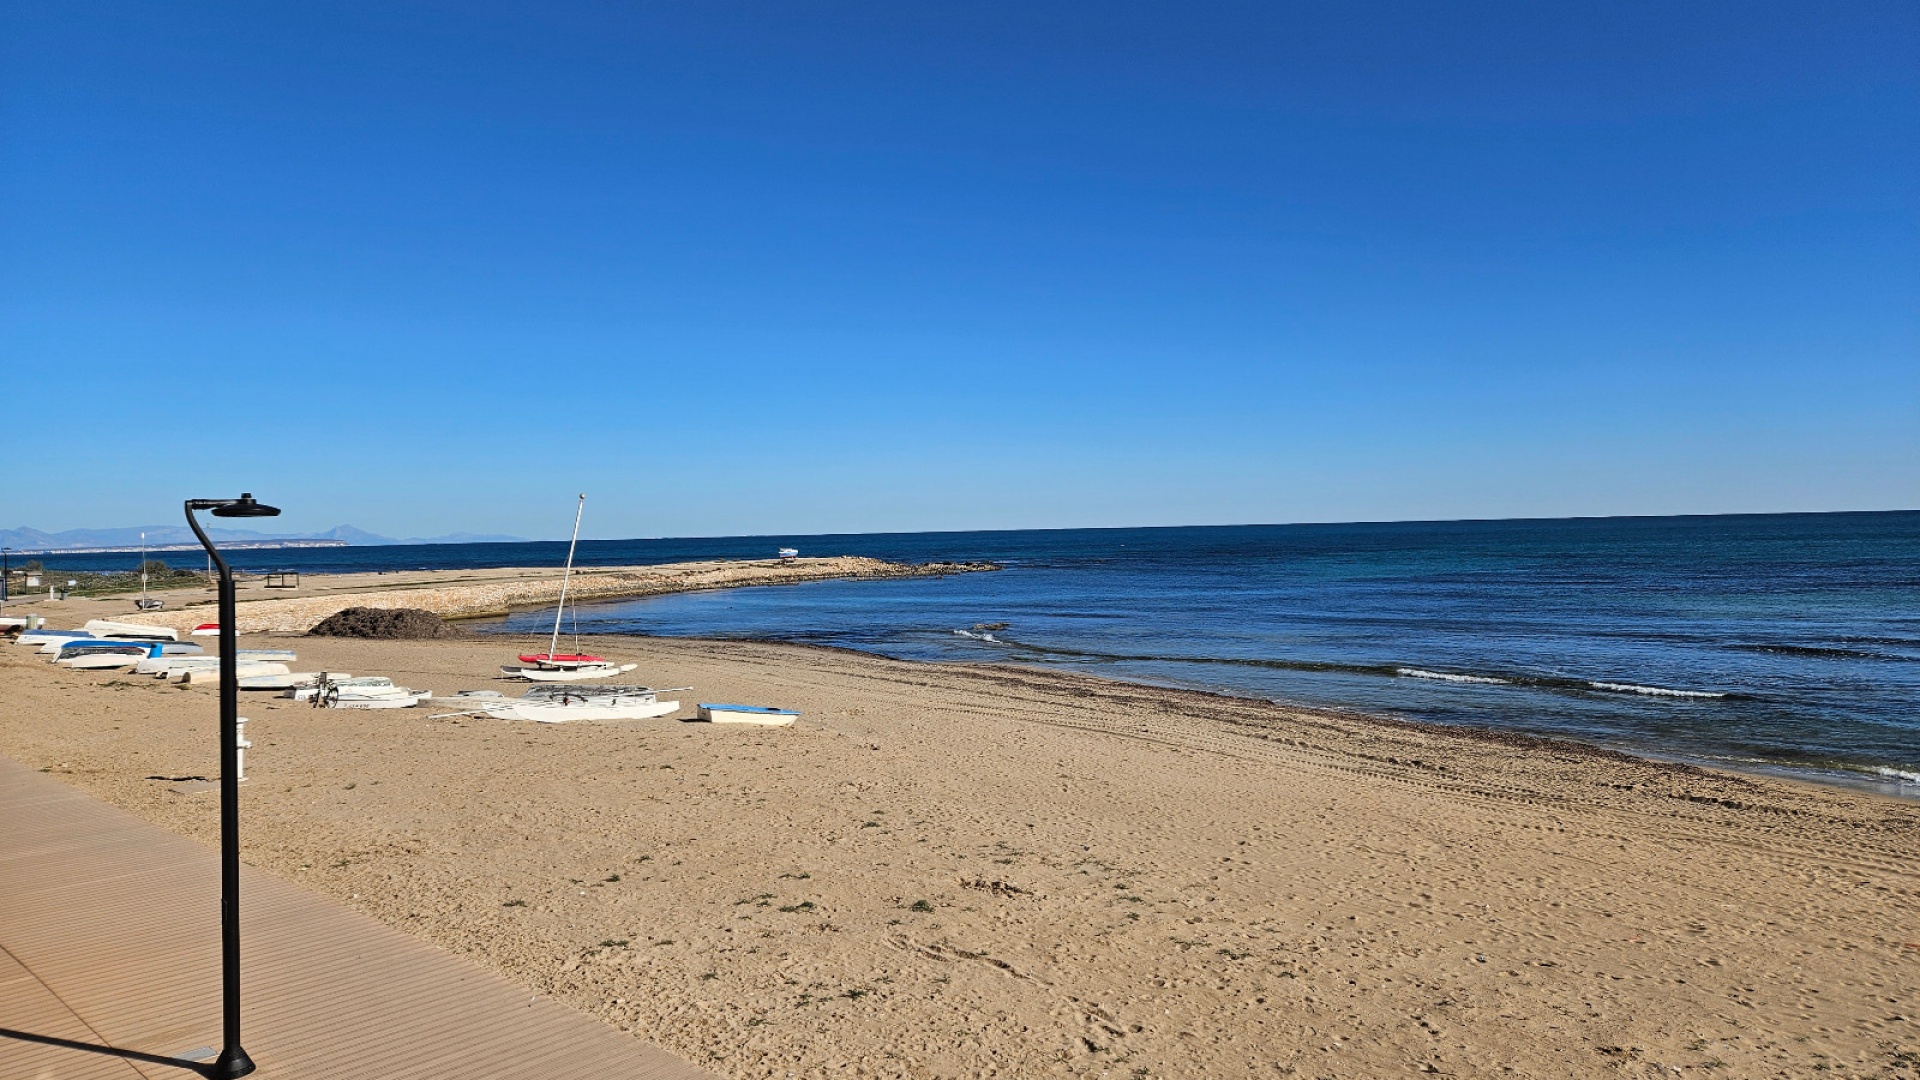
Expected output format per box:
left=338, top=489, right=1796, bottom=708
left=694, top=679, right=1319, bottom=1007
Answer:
left=112, top=557, right=997, bottom=634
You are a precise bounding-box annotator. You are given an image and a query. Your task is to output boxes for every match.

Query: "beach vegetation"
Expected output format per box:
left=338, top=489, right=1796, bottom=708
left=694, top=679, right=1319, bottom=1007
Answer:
left=604, top=873, right=620, bottom=882
left=909, top=899, right=934, bottom=913
left=502, top=899, right=526, bottom=908
left=778, top=901, right=815, bottom=913
left=32, top=560, right=204, bottom=598
left=599, top=938, right=628, bottom=948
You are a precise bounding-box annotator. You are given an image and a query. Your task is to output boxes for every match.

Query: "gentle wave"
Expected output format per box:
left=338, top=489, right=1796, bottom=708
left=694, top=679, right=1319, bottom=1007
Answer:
left=953, top=629, right=1000, bottom=642
left=1876, top=767, right=1920, bottom=785
left=1589, top=681, right=1727, bottom=699
left=1397, top=667, right=1509, bottom=685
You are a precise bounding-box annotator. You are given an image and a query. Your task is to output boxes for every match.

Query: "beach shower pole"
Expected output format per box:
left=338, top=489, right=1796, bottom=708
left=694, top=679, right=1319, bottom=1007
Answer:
left=2, top=547, right=10, bottom=613
left=187, top=493, right=280, bottom=1080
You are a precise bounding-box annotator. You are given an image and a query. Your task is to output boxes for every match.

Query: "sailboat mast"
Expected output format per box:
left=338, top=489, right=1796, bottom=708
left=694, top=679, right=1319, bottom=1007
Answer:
left=548, top=494, right=586, bottom=658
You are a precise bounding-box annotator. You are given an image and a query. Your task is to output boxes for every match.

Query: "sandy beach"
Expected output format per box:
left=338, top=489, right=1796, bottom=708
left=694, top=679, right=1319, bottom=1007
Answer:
left=3, top=603, right=1917, bottom=1079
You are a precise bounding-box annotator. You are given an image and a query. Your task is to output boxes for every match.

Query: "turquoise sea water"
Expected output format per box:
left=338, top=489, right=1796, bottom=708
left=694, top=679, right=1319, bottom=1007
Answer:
left=50, top=512, right=1920, bottom=794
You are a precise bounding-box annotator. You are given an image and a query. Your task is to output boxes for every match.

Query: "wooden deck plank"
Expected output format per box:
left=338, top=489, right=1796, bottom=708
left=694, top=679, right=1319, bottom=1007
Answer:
left=0, top=956, right=152, bottom=1080
left=0, top=756, right=717, bottom=1080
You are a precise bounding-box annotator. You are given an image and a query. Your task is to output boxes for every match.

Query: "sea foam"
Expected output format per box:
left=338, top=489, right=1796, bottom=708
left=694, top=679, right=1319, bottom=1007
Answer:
left=1397, top=667, right=1508, bottom=685
left=1876, top=767, right=1920, bottom=785
left=1589, top=681, right=1726, bottom=699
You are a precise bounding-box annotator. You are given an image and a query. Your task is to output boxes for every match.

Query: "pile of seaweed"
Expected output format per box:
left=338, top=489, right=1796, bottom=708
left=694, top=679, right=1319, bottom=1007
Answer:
left=307, top=607, right=465, bottom=639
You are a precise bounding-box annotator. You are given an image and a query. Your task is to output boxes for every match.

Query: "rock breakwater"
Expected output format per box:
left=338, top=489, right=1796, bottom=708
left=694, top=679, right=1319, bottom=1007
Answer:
left=123, top=557, right=994, bottom=634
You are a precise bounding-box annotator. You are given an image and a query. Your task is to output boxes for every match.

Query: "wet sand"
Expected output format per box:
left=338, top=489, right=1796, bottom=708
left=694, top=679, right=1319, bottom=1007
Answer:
left=2, top=630, right=1917, bottom=1078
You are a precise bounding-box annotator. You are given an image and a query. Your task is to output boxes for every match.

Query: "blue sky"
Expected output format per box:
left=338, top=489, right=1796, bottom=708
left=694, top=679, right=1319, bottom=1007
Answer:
left=4, top=2, right=1914, bottom=539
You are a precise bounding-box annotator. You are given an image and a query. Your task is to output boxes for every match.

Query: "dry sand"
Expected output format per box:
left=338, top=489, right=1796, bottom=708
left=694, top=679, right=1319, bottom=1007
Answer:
left=3, top=627, right=1918, bottom=1078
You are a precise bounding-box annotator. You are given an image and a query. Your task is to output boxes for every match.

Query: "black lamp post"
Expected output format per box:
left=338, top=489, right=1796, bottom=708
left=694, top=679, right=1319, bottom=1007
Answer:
left=2, top=547, right=11, bottom=612
left=186, top=494, right=279, bottom=1079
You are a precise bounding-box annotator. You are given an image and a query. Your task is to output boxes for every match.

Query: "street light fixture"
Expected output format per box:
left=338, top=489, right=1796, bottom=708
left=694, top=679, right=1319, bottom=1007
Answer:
left=186, top=493, right=279, bottom=1079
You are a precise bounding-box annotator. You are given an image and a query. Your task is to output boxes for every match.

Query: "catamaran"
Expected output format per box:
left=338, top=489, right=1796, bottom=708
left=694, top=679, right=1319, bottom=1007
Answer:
left=499, top=494, right=637, bottom=682
left=463, top=684, right=686, bottom=723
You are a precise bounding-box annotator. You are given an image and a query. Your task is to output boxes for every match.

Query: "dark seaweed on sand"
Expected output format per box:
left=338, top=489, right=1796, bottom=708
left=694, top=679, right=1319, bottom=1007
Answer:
left=307, top=607, right=466, bottom=639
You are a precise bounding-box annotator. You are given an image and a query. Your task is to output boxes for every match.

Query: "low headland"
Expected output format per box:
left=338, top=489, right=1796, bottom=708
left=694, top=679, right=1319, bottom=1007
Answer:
left=2, top=567, right=1916, bottom=1078
left=68, top=556, right=995, bottom=634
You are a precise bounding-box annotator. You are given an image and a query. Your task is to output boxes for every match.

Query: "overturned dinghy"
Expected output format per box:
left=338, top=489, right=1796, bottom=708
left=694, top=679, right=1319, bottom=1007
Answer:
left=183, top=662, right=292, bottom=685
left=56, top=640, right=164, bottom=670
left=83, top=620, right=179, bottom=642
left=289, top=675, right=429, bottom=708
left=286, top=676, right=392, bottom=701
left=697, top=703, right=799, bottom=727
left=480, top=685, right=684, bottom=723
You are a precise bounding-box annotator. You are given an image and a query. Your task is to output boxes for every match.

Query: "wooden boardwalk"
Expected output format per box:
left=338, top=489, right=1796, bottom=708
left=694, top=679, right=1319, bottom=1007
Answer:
left=0, top=756, right=716, bottom=1079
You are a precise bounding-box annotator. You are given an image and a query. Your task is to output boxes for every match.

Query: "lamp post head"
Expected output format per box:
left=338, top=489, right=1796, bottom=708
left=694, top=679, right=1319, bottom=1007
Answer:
left=199, top=494, right=282, bottom=519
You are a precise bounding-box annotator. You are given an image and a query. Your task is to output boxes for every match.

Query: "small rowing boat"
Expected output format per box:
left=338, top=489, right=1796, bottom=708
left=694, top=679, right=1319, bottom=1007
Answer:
left=83, top=619, right=179, bottom=642
left=697, top=703, right=799, bottom=727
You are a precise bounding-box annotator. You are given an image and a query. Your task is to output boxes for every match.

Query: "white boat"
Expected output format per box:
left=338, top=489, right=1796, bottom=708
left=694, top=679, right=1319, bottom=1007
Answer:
left=17, top=627, right=89, bottom=648
left=287, top=676, right=430, bottom=708
left=134, top=647, right=297, bottom=677
left=57, top=642, right=164, bottom=670
left=479, top=685, right=683, bottom=723
left=33, top=630, right=97, bottom=657
left=237, top=672, right=331, bottom=691
left=325, top=692, right=431, bottom=709
left=503, top=659, right=638, bottom=681
left=137, top=655, right=214, bottom=676
left=0, top=617, right=27, bottom=631
left=315, top=677, right=431, bottom=709
left=286, top=676, right=391, bottom=701
left=55, top=640, right=162, bottom=663
left=83, top=620, right=179, bottom=642
left=499, top=494, right=636, bottom=683
left=60, top=645, right=150, bottom=664
left=183, top=662, right=292, bottom=684
left=697, top=703, right=799, bottom=727
left=190, top=623, right=221, bottom=637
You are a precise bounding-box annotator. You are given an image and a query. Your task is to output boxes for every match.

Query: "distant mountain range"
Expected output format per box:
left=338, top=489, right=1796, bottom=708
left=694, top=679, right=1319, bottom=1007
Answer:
left=0, top=524, right=528, bottom=553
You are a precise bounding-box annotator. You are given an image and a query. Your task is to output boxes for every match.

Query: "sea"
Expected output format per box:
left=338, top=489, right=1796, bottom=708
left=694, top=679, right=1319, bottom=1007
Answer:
left=46, top=512, right=1920, bottom=796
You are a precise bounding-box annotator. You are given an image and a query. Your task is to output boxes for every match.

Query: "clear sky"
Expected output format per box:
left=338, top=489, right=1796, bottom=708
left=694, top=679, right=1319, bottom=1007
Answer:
left=4, top=2, right=1914, bottom=540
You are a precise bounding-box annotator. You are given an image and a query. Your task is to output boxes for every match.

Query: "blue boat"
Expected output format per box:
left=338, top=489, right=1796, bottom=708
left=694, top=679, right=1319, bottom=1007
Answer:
left=697, top=703, right=799, bottom=726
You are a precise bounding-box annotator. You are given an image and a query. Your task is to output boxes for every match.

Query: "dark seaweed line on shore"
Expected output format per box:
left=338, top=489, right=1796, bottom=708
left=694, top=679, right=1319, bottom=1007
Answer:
left=953, top=634, right=1751, bottom=702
